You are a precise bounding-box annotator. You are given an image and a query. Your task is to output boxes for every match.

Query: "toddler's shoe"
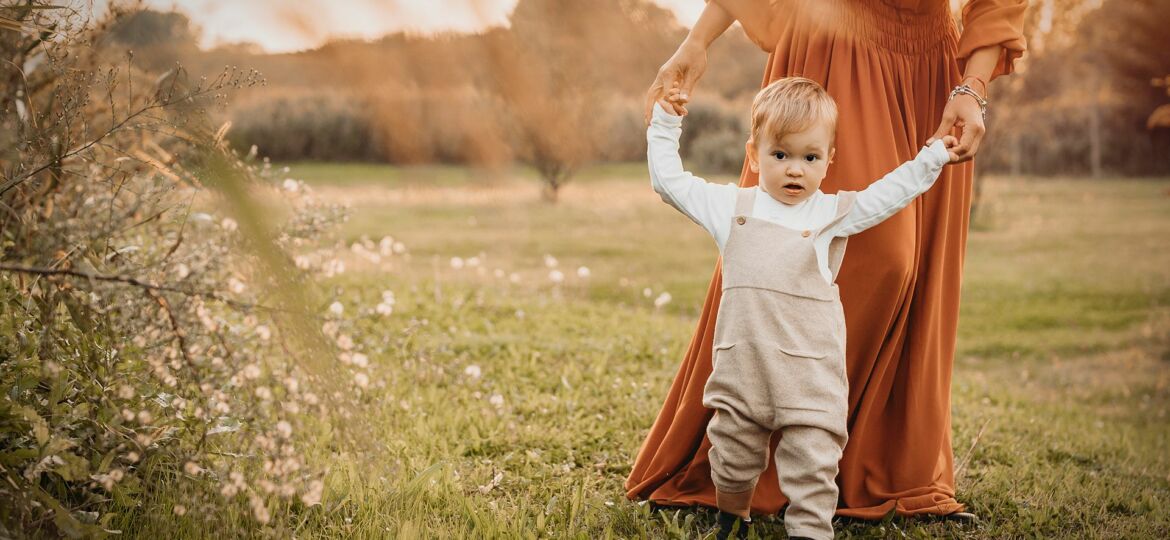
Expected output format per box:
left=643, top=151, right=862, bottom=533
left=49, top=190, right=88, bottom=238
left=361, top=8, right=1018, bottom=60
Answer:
left=714, top=511, right=751, bottom=540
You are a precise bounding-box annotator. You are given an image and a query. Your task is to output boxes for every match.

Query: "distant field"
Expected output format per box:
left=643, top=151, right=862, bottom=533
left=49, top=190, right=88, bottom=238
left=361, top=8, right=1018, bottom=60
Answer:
left=131, top=163, right=1170, bottom=539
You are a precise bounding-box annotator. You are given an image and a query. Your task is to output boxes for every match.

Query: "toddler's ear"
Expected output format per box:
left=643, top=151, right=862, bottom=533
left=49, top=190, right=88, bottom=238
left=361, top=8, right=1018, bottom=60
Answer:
left=745, top=140, right=760, bottom=173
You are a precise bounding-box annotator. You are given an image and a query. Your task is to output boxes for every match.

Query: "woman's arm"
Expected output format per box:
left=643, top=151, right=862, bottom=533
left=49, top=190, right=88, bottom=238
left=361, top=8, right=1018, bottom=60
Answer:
left=927, top=0, right=1029, bottom=161
left=642, top=1, right=734, bottom=124
left=926, top=44, right=1004, bottom=162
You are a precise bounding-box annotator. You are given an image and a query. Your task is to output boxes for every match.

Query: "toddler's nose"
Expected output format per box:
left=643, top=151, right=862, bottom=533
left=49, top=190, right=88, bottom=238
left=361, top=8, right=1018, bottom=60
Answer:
left=786, top=165, right=803, bottom=177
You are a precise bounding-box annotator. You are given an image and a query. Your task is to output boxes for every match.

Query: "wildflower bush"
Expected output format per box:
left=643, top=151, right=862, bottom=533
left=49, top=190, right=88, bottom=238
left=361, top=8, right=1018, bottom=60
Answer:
left=0, top=4, right=359, bottom=536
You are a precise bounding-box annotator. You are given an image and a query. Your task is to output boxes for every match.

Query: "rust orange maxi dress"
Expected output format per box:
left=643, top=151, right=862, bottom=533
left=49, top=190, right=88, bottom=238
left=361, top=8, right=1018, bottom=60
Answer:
left=626, top=0, right=1027, bottom=518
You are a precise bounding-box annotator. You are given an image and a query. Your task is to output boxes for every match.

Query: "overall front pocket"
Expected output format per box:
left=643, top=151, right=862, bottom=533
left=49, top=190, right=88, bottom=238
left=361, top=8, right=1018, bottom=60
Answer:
left=763, top=345, right=847, bottom=414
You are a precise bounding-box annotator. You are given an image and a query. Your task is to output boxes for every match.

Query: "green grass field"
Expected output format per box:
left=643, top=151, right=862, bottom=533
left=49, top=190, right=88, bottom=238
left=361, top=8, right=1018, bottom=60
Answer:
left=134, top=164, right=1170, bottom=538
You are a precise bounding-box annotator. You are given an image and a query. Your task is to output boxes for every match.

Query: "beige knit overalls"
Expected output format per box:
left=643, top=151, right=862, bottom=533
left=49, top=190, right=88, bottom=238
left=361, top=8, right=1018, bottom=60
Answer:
left=702, top=187, right=858, bottom=540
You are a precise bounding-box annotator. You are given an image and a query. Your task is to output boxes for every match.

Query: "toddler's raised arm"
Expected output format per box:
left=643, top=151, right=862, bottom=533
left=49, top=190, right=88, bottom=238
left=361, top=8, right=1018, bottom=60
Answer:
left=834, top=140, right=952, bottom=237
left=647, top=103, right=738, bottom=248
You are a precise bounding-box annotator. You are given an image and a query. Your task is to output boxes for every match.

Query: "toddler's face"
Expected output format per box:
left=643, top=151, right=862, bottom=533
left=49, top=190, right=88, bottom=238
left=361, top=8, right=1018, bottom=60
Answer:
left=747, top=121, right=836, bottom=206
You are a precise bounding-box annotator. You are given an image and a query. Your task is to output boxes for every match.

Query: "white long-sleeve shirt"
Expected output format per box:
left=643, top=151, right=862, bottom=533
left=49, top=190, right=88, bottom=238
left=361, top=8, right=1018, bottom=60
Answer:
left=647, top=103, right=950, bottom=284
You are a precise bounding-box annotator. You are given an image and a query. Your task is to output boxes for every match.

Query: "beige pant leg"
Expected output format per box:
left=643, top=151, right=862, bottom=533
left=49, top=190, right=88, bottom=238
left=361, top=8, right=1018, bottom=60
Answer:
left=774, top=424, right=845, bottom=540
left=706, top=405, right=772, bottom=494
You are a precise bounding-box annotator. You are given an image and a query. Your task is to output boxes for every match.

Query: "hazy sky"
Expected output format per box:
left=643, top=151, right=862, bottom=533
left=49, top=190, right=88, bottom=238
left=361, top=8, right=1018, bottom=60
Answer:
left=127, top=0, right=705, bottom=53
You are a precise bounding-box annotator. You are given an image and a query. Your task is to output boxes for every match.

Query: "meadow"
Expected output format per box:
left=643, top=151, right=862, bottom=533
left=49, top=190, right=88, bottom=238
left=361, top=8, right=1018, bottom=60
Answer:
left=129, top=163, right=1170, bottom=539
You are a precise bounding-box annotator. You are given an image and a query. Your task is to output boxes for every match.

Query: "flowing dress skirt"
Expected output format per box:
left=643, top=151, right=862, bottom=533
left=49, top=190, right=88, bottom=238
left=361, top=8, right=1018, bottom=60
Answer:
left=626, top=0, right=977, bottom=518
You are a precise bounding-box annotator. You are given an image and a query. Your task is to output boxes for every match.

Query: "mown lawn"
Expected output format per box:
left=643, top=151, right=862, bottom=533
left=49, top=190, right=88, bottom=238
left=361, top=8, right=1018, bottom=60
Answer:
left=128, top=163, right=1170, bottom=539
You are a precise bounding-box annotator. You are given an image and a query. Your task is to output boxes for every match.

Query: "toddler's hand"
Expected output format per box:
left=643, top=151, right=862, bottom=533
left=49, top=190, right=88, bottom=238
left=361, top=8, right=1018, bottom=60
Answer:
left=939, top=135, right=961, bottom=163
left=657, top=83, right=688, bottom=116
left=656, top=97, right=685, bottom=116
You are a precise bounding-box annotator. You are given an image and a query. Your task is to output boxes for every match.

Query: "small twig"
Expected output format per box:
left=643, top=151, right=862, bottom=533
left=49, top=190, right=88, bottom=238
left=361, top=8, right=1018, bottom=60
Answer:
left=145, top=286, right=200, bottom=385
left=0, top=262, right=293, bottom=314
left=955, top=417, right=992, bottom=478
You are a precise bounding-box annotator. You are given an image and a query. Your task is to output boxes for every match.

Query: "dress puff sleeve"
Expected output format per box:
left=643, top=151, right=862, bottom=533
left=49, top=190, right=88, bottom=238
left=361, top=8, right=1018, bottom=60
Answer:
left=957, top=0, right=1029, bottom=79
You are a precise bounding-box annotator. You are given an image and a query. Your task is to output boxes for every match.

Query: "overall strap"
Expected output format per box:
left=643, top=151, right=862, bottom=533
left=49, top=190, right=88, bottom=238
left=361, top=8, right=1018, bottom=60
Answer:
left=823, top=191, right=859, bottom=282
left=818, top=190, right=858, bottom=234
left=733, top=187, right=757, bottom=217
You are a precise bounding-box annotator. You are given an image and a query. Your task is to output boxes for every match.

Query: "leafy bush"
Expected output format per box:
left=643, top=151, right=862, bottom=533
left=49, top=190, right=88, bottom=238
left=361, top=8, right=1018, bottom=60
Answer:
left=1, top=5, right=359, bottom=536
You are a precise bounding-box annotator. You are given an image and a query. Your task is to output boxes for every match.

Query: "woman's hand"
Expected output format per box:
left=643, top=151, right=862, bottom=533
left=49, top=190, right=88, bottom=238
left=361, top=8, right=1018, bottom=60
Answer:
left=926, top=93, right=985, bottom=163
left=644, top=39, right=708, bottom=125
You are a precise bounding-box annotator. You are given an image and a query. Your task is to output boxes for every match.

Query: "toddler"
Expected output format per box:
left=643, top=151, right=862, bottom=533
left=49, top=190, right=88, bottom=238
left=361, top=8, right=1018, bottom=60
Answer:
left=647, top=77, right=958, bottom=540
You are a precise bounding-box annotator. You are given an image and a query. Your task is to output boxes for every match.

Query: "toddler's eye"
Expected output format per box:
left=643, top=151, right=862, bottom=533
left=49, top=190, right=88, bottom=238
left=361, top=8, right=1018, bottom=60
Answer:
left=772, top=152, right=787, bottom=160
left=804, top=154, right=819, bottom=162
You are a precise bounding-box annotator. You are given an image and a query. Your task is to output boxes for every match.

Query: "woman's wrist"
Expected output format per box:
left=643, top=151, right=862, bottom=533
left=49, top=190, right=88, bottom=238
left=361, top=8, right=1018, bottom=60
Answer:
left=960, top=75, right=988, bottom=99
left=959, top=45, right=1002, bottom=98
left=680, top=36, right=709, bottom=54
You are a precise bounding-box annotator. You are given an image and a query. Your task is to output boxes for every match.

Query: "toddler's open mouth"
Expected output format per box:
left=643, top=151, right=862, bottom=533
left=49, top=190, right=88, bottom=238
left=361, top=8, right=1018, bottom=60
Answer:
left=783, top=182, right=804, bottom=195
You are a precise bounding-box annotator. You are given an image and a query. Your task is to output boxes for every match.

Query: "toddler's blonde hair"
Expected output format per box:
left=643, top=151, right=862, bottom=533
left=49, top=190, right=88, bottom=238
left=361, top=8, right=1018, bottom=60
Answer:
left=750, top=77, right=838, bottom=146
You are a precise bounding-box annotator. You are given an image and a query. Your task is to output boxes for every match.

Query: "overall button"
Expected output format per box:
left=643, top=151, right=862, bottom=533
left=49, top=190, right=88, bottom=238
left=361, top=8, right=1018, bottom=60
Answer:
left=801, top=230, right=811, bottom=237
left=736, top=216, right=746, bottom=225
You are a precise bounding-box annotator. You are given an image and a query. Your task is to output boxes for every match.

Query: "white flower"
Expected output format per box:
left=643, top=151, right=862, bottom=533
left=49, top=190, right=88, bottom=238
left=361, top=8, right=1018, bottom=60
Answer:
left=392, top=241, right=407, bottom=254
left=323, top=258, right=346, bottom=277
left=351, top=353, right=369, bottom=368
left=549, top=270, right=565, bottom=283
left=328, top=301, right=344, bottom=316
left=173, top=504, right=187, bottom=516
left=294, top=255, right=312, bottom=270
left=229, top=277, right=246, bottom=294
left=242, top=364, right=262, bottom=379
left=642, top=287, right=653, bottom=298
left=493, top=269, right=505, bottom=279
left=183, top=461, right=202, bottom=475
left=489, top=393, right=505, bottom=407
left=175, top=263, right=190, bottom=279
left=336, top=334, right=354, bottom=351
left=251, top=495, right=270, bottom=524
left=221, top=217, right=238, bottom=232
left=376, top=302, right=394, bottom=316
left=654, top=292, right=673, bottom=309
left=509, top=273, right=521, bottom=284
left=255, top=386, right=273, bottom=400
left=255, top=325, right=271, bottom=341
left=515, top=309, right=525, bottom=320
left=381, top=290, right=396, bottom=305
left=450, top=257, right=465, bottom=269
left=301, top=480, right=324, bottom=506
left=543, top=254, right=558, bottom=268
left=282, top=179, right=299, bottom=192
left=275, top=420, right=293, bottom=438
left=379, top=236, right=395, bottom=256
left=577, top=266, right=591, bottom=278
left=467, top=256, right=481, bottom=267
left=354, top=372, right=370, bottom=389
left=464, top=364, right=482, bottom=379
